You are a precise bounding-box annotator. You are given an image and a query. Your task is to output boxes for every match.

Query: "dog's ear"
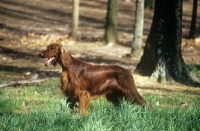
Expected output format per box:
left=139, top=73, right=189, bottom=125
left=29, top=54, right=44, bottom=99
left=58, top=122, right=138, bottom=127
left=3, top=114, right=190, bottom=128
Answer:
left=58, top=43, right=64, bottom=54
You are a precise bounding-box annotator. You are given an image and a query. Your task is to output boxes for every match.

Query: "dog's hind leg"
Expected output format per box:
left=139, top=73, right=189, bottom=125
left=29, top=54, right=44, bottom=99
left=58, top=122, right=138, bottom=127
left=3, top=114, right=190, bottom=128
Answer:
left=105, top=89, right=125, bottom=106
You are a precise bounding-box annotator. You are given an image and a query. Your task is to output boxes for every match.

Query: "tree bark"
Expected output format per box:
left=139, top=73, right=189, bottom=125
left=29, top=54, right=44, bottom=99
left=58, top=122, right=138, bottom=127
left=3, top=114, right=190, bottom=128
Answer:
left=189, top=0, right=198, bottom=38
left=130, top=0, right=144, bottom=58
left=135, top=0, right=199, bottom=85
left=105, top=0, right=119, bottom=46
left=71, top=0, right=80, bottom=40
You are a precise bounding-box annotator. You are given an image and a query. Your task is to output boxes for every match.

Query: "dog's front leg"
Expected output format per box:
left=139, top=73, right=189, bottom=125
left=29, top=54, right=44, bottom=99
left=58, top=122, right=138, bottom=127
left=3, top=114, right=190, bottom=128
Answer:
left=60, top=72, right=68, bottom=93
left=78, top=91, right=90, bottom=115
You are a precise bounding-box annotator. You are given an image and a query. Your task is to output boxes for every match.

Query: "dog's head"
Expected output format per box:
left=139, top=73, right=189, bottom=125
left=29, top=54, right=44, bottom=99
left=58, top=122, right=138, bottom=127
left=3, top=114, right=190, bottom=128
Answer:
left=39, top=43, right=63, bottom=66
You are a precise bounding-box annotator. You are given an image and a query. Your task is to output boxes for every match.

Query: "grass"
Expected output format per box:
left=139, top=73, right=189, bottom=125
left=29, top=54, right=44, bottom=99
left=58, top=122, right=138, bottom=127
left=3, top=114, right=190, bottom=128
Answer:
left=0, top=80, right=200, bottom=131
left=188, top=65, right=200, bottom=76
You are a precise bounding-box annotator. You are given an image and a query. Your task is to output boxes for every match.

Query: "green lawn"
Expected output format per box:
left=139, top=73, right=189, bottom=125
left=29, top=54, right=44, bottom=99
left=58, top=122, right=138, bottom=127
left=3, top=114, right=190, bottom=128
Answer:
left=0, top=80, right=200, bottom=131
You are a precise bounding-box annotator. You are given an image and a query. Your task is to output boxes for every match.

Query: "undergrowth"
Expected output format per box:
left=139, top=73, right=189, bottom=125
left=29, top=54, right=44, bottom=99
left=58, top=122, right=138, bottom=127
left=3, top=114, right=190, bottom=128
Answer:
left=188, top=65, right=200, bottom=76
left=0, top=80, right=200, bottom=131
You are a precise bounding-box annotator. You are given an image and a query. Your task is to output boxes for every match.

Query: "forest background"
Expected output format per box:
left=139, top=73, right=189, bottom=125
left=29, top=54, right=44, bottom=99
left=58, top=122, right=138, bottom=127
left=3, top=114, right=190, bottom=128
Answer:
left=0, top=0, right=200, bottom=130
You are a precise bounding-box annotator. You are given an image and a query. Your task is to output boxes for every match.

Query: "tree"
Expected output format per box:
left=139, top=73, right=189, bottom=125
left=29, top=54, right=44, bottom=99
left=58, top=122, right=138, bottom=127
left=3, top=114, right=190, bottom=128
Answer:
left=189, top=0, right=198, bottom=38
left=130, top=0, right=144, bottom=58
left=71, top=0, right=80, bottom=40
left=105, top=0, right=119, bottom=46
left=135, top=0, right=199, bottom=85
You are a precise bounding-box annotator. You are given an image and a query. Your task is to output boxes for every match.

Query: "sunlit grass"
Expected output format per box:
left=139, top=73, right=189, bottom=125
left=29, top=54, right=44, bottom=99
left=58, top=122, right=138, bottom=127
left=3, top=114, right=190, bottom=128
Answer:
left=0, top=80, right=200, bottom=131
left=0, top=90, right=20, bottom=113
left=0, top=80, right=62, bottom=113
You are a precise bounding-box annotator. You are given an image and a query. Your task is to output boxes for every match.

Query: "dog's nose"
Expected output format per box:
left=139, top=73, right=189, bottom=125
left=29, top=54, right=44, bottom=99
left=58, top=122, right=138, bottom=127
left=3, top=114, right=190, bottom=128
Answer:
left=39, top=53, right=43, bottom=57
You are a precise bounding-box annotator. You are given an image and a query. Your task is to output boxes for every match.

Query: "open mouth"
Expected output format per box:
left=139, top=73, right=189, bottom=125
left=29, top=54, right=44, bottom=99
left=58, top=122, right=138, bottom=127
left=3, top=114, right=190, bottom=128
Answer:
left=45, top=57, right=56, bottom=66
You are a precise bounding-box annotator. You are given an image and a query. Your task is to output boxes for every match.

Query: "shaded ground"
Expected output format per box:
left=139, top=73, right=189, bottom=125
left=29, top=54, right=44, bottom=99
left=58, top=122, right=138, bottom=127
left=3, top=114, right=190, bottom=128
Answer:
left=0, top=0, right=200, bottom=98
left=1, top=0, right=200, bottom=39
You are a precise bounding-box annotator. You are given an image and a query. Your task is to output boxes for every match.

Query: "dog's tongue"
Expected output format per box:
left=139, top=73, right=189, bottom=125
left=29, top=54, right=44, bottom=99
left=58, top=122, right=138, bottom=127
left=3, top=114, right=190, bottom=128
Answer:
left=45, top=57, right=54, bottom=66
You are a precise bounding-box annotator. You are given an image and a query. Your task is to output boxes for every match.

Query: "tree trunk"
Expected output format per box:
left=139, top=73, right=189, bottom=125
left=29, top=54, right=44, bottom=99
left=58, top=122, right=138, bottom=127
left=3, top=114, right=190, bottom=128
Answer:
left=71, top=0, right=80, bottom=40
left=135, top=0, right=199, bottom=85
left=130, top=0, right=144, bottom=58
left=189, top=0, right=198, bottom=38
left=105, top=0, right=119, bottom=46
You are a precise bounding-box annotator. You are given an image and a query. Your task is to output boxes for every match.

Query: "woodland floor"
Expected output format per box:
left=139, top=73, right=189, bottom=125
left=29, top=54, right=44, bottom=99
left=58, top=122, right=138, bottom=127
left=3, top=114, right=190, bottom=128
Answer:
left=0, top=0, right=200, bottom=103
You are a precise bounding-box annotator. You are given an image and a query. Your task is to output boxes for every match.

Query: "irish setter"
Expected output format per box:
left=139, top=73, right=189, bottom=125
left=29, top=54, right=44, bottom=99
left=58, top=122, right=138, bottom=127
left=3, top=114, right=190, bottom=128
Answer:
left=39, top=43, right=147, bottom=114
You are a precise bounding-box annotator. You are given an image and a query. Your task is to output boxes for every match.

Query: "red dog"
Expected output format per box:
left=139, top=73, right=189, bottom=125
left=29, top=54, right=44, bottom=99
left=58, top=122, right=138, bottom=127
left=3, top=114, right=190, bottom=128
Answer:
left=39, top=43, right=147, bottom=114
